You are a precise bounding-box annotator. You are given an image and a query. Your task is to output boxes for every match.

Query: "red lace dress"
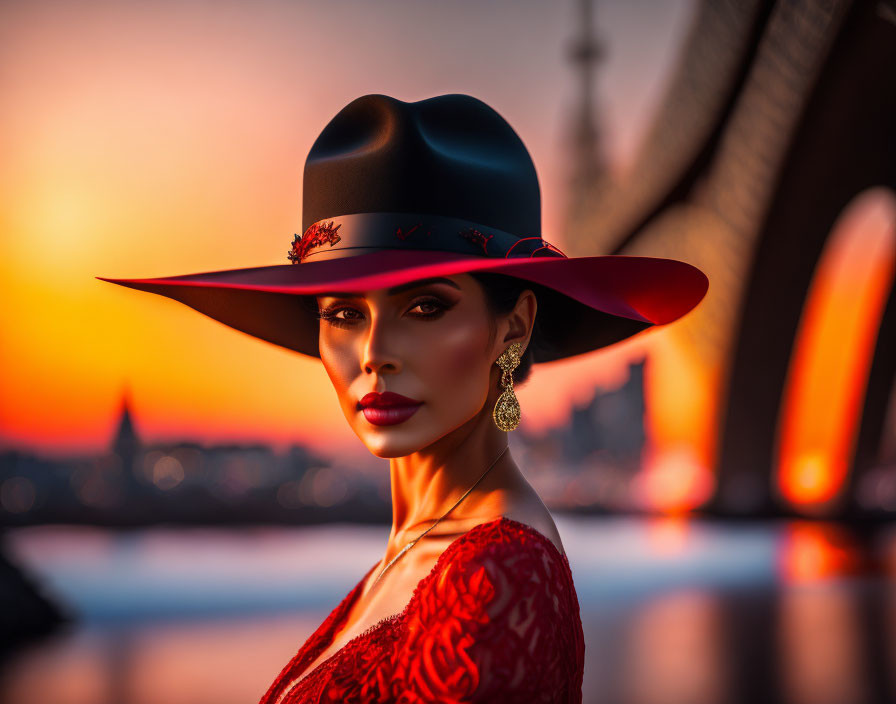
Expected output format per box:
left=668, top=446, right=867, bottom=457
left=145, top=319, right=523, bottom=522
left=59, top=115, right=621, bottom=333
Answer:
left=258, top=516, right=585, bottom=704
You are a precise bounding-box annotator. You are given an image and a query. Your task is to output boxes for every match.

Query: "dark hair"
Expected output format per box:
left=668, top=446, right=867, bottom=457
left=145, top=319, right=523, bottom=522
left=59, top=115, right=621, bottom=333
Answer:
left=468, top=271, right=546, bottom=386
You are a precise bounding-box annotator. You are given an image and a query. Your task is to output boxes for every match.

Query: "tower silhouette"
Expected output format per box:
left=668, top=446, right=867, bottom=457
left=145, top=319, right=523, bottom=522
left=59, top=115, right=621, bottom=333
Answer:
left=562, top=0, right=611, bottom=252
left=111, top=386, right=142, bottom=490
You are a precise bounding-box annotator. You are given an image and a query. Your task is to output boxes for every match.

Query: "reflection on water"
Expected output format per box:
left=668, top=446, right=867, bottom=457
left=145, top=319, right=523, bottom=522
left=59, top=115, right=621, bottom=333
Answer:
left=2, top=515, right=895, bottom=704
left=2, top=615, right=327, bottom=704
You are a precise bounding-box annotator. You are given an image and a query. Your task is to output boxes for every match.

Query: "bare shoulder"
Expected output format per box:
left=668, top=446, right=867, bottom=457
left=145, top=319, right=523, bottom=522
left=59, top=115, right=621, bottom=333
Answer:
left=500, top=497, right=566, bottom=557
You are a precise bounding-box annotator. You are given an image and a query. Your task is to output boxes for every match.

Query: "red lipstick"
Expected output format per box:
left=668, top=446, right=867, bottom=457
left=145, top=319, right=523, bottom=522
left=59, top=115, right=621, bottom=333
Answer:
left=358, top=391, right=423, bottom=426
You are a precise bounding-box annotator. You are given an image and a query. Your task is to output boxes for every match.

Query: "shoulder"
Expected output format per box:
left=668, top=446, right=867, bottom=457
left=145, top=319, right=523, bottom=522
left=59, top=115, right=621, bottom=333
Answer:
left=394, top=517, right=582, bottom=701
left=449, top=515, right=569, bottom=586
left=500, top=503, right=566, bottom=556
left=443, top=517, right=574, bottom=629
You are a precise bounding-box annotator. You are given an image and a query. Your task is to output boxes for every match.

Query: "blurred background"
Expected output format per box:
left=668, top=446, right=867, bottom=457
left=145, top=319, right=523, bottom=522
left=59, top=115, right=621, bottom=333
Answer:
left=2, top=0, right=895, bottom=702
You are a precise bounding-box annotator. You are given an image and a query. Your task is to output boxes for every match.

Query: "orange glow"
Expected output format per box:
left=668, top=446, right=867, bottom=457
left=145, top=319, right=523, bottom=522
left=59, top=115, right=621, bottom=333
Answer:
left=778, top=522, right=862, bottom=583
left=644, top=515, right=691, bottom=555
left=638, top=444, right=715, bottom=514
left=776, top=188, right=896, bottom=509
left=635, top=323, right=720, bottom=513
left=621, top=590, right=725, bottom=704
left=779, top=581, right=868, bottom=703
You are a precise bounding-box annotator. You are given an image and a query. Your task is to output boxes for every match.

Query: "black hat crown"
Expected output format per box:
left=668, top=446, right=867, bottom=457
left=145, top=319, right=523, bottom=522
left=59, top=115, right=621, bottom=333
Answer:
left=291, top=93, right=564, bottom=263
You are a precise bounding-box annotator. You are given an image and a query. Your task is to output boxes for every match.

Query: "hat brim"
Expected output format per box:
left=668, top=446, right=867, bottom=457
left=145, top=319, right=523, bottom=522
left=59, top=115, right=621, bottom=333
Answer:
left=96, top=250, right=708, bottom=364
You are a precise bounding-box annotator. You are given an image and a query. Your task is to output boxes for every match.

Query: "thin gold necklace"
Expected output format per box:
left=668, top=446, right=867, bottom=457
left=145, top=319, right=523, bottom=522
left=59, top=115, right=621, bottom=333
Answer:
left=369, top=444, right=510, bottom=591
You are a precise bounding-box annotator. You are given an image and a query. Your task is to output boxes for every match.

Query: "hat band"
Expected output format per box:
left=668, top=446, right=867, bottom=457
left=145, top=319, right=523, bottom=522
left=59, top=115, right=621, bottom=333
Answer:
left=288, top=212, right=567, bottom=263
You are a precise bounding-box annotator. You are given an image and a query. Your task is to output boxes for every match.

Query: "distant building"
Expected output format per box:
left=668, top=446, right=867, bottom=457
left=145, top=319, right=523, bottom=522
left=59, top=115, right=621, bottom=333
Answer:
left=112, top=392, right=140, bottom=453
left=560, top=357, right=647, bottom=470
left=111, top=389, right=142, bottom=485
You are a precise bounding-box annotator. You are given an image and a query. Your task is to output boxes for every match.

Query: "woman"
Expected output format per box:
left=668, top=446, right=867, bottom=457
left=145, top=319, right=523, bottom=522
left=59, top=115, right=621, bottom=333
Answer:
left=98, top=93, right=707, bottom=703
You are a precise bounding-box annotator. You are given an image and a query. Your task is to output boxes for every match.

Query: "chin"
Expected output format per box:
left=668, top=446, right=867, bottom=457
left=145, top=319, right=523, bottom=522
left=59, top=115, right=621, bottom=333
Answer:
left=366, top=444, right=415, bottom=460
left=353, top=407, right=483, bottom=459
left=357, top=427, right=435, bottom=459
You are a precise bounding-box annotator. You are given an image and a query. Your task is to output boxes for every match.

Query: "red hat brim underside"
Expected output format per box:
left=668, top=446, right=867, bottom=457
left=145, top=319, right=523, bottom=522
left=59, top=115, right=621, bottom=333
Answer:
left=96, top=250, right=708, bottom=364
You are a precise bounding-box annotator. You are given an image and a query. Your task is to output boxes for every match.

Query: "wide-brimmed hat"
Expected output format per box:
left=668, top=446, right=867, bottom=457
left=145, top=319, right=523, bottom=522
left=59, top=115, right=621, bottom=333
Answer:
left=97, top=93, right=708, bottom=363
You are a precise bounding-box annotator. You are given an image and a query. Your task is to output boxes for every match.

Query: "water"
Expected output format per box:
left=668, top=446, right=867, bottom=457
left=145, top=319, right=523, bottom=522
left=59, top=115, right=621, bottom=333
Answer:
left=2, top=515, right=895, bottom=704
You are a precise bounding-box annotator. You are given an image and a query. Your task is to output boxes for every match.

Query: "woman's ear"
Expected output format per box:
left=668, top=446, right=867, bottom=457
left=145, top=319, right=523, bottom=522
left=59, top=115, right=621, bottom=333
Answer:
left=500, top=288, right=537, bottom=352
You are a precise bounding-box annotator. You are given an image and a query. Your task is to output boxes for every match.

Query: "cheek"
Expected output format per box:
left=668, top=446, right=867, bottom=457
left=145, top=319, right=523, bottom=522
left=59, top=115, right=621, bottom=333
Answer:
left=424, top=318, right=492, bottom=396
left=319, top=336, right=356, bottom=408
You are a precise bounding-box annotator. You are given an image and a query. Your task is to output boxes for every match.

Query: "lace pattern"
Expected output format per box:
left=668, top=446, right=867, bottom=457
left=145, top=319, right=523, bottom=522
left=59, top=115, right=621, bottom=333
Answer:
left=258, top=516, right=584, bottom=703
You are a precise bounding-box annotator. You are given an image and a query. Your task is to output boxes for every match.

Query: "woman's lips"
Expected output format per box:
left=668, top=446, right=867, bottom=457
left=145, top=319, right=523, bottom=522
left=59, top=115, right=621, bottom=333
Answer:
left=361, top=404, right=422, bottom=426
left=358, top=391, right=423, bottom=426
left=359, top=391, right=421, bottom=407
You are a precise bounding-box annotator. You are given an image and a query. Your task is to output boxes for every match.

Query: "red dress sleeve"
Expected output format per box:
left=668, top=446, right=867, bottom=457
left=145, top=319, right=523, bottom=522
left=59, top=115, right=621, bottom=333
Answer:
left=390, top=518, right=584, bottom=703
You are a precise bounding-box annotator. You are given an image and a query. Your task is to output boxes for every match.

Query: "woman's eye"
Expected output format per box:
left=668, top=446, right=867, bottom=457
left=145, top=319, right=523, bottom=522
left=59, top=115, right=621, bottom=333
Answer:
left=317, top=296, right=451, bottom=328
left=336, top=308, right=361, bottom=320
left=407, top=297, right=450, bottom=318
left=409, top=300, right=439, bottom=315
left=316, top=306, right=361, bottom=328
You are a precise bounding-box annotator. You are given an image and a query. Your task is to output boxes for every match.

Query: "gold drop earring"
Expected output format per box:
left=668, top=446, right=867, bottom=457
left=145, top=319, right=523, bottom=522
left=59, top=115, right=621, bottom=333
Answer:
left=493, top=342, right=523, bottom=431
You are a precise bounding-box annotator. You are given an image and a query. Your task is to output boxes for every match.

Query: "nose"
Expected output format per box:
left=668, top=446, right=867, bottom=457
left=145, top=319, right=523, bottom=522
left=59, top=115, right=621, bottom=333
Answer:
left=360, top=312, right=401, bottom=375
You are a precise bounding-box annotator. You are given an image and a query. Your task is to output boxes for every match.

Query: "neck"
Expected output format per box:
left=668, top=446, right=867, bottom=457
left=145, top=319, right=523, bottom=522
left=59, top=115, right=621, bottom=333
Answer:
left=387, top=386, right=522, bottom=549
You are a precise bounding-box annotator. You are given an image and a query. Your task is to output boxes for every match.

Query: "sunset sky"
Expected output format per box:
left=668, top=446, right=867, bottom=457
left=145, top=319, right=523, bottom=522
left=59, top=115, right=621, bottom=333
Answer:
left=0, top=0, right=696, bottom=461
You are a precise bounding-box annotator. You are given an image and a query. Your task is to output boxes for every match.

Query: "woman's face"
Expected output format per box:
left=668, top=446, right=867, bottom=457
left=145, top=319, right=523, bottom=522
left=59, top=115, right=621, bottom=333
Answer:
left=315, top=274, right=508, bottom=458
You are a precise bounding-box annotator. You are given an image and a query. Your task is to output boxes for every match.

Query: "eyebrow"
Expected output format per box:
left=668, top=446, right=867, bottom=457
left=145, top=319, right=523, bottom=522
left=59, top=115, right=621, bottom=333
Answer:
left=316, top=276, right=461, bottom=299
